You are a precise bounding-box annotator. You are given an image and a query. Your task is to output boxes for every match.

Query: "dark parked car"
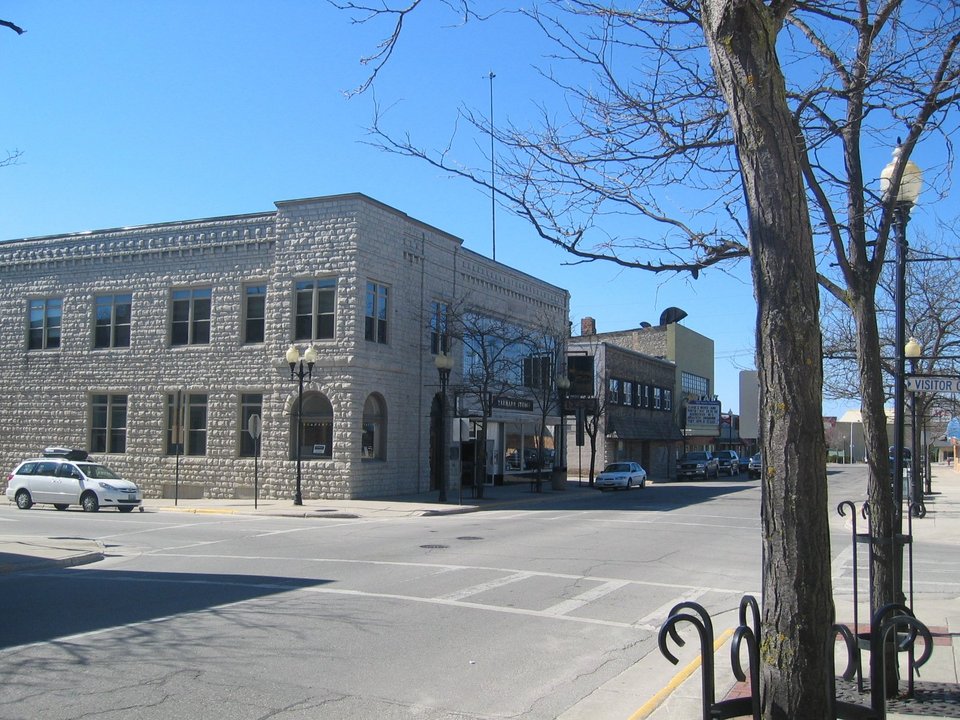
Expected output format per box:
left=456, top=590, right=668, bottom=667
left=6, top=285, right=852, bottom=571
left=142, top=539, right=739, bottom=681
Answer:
left=714, top=450, right=741, bottom=476
left=747, top=453, right=761, bottom=478
left=677, top=451, right=719, bottom=480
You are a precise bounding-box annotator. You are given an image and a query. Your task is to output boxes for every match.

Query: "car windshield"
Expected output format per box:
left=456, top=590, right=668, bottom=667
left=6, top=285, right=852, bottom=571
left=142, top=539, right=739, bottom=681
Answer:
left=684, top=453, right=708, bottom=461
left=603, top=463, right=632, bottom=473
left=76, top=463, right=121, bottom=480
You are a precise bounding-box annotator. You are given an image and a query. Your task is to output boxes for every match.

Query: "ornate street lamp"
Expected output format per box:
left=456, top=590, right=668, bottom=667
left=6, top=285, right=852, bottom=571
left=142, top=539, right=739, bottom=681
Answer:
left=434, top=351, right=454, bottom=503
left=555, top=374, right=571, bottom=488
left=880, top=144, right=922, bottom=517
left=286, top=343, right=317, bottom=506
left=905, top=337, right=923, bottom=509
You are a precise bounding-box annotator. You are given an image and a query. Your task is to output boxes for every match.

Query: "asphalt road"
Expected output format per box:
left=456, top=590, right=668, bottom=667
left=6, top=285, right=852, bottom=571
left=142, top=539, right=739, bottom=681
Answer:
left=0, top=468, right=889, bottom=719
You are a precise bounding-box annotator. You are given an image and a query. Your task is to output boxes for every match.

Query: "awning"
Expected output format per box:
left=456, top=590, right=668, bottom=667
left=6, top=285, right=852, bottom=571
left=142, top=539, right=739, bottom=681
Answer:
left=606, top=416, right=684, bottom=442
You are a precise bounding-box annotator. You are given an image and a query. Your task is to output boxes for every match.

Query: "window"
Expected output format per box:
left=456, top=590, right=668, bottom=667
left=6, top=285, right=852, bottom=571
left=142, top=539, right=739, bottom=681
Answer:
left=28, top=298, right=62, bottom=350
left=664, top=388, right=673, bottom=411
left=243, top=285, right=266, bottom=344
left=90, top=394, right=127, bottom=453
left=682, top=371, right=710, bottom=398
left=171, top=288, right=211, bottom=346
left=641, top=384, right=650, bottom=408
left=364, top=281, right=389, bottom=344
left=295, top=278, right=336, bottom=341
left=430, top=301, right=449, bottom=354
left=166, top=392, right=208, bottom=455
left=361, top=393, right=387, bottom=460
left=654, top=386, right=663, bottom=409
left=522, top=354, right=553, bottom=390
left=291, top=392, right=333, bottom=459
left=239, top=393, right=263, bottom=457
left=94, top=294, right=132, bottom=348
left=623, top=381, right=634, bottom=407
left=608, top=378, right=621, bottom=405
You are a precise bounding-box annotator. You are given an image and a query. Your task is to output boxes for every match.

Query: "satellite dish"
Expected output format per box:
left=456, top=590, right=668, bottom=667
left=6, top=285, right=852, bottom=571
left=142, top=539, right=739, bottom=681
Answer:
left=659, top=307, right=688, bottom=326
left=639, top=321, right=652, bottom=328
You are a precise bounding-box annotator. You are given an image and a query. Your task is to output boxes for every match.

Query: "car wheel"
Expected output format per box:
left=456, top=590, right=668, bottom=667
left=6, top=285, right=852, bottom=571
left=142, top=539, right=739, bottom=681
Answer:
left=54, top=504, right=69, bottom=511
left=626, top=479, right=633, bottom=491
left=15, top=489, right=32, bottom=510
left=81, top=492, right=100, bottom=513
left=118, top=505, right=135, bottom=513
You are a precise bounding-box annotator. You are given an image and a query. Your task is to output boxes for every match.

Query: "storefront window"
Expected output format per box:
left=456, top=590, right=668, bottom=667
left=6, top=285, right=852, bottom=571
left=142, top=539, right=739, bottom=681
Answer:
left=503, top=422, right=555, bottom=473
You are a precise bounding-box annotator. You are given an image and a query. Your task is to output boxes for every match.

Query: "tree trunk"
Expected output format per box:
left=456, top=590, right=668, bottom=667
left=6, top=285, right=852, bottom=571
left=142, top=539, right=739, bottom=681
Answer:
left=847, top=292, right=899, bottom=611
left=701, top=2, right=834, bottom=717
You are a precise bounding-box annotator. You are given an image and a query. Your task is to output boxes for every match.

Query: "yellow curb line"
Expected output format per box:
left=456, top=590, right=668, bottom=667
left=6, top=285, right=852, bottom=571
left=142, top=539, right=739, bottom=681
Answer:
left=628, top=627, right=735, bottom=720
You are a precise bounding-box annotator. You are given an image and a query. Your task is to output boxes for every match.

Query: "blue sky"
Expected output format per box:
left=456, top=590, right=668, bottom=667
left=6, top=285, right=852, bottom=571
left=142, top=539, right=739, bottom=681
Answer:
left=0, top=2, right=818, bottom=416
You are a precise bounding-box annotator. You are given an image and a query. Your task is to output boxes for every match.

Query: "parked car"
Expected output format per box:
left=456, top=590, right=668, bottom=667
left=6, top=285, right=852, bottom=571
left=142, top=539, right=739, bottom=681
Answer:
left=596, top=461, right=647, bottom=491
left=714, top=450, right=741, bottom=476
left=747, top=453, right=762, bottom=478
left=5, top=448, right=142, bottom=512
left=677, top=451, right=719, bottom=480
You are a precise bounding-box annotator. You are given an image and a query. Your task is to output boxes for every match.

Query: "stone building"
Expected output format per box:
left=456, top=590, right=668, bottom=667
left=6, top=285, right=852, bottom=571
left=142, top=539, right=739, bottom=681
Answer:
left=567, top=316, right=716, bottom=478
left=565, top=337, right=682, bottom=479
left=0, top=193, right=569, bottom=500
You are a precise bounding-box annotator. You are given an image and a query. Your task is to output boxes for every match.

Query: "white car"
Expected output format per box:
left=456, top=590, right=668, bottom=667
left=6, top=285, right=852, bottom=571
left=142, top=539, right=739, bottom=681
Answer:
left=5, top=450, right=142, bottom=512
left=596, top=461, right=647, bottom=491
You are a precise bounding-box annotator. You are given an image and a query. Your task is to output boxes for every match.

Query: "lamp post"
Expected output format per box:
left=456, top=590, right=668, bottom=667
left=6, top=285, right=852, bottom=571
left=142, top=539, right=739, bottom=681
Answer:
left=906, top=337, right=923, bottom=510
left=555, top=375, right=571, bottom=489
left=880, top=143, right=922, bottom=602
left=286, top=343, right=317, bottom=506
left=434, top=351, right=454, bottom=503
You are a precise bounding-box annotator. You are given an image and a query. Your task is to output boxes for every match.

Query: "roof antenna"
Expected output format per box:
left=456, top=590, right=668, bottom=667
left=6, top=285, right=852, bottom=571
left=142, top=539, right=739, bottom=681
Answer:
left=487, top=70, right=496, bottom=261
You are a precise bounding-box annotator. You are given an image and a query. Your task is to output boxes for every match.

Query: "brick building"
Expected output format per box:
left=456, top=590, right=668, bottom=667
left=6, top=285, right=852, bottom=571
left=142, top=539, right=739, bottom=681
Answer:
left=0, top=193, right=569, bottom=500
left=567, top=317, right=716, bottom=479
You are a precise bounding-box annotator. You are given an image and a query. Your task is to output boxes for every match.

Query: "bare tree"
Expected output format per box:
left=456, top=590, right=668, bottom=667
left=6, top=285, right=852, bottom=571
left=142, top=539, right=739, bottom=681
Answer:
left=824, top=237, right=960, bottom=408
left=1, top=19, right=24, bottom=35
left=335, top=1, right=960, bottom=715
left=448, top=308, right=529, bottom=498
left=2, top=18, right=24, bottom=169
left=520, top=318, right=568, bottom=490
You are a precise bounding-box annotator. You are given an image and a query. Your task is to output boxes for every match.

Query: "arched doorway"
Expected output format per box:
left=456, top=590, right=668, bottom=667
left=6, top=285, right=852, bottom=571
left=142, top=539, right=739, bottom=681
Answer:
left=290, top=391, right=333, bottom=460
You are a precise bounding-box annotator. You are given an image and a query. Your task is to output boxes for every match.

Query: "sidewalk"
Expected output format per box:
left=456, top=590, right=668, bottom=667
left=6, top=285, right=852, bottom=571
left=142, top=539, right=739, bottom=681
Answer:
left=146, top=474, right=600, bottom=518
left=638, top=463, right=960, bottom=720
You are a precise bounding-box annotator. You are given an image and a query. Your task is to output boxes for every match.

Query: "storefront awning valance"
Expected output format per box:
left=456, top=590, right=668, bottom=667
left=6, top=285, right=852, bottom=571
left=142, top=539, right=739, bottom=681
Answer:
left=607, top=416, right=684, bottom=442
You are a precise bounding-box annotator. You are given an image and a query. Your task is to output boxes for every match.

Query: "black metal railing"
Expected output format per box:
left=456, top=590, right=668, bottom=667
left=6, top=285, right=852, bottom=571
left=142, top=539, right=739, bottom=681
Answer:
left=658, top=595, right=932, bottom=719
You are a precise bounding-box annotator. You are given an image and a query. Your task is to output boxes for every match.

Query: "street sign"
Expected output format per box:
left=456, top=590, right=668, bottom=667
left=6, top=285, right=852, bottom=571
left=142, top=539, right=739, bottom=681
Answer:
left=905, top=375, right=960, bottom=394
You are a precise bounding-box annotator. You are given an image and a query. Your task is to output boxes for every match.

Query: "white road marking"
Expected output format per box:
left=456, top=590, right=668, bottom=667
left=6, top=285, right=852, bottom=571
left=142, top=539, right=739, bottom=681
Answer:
left=438, top=571, right=533, bottom=601
left=637, top=587, right=712, bottom=627
left=542, top=579, right=631, bottom=616
left=142, top=552, right=751, bottom=595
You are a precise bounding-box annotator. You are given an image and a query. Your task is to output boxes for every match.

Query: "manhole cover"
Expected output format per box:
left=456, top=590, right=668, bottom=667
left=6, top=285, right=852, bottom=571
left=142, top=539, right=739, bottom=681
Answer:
left=420, top=544, right=449, bottom=549
left=456, top=536, right=483, bottom=541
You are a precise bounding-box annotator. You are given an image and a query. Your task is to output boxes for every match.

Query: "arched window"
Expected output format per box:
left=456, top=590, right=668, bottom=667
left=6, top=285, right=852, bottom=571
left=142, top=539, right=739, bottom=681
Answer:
left=291, top=392, right=333, bottom=460
left=361, top=393, right=387, bottom=460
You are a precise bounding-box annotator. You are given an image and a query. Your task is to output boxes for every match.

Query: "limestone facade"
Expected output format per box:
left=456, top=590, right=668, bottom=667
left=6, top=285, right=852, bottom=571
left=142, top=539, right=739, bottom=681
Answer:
left=0, top=193, right=569, bottom=500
